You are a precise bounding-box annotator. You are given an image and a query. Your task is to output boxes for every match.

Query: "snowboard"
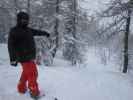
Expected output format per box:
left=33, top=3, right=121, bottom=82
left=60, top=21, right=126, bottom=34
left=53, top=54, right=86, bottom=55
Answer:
left=28, top=91, right=58, bottom=100
left=30, top=93, right=45, bottom=100
left=31, top=94, right=58, bottom=100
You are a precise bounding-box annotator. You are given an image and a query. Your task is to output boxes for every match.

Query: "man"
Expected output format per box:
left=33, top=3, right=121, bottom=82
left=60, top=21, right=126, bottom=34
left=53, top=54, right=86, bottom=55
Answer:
left=8, top=11, right=50, bottom=98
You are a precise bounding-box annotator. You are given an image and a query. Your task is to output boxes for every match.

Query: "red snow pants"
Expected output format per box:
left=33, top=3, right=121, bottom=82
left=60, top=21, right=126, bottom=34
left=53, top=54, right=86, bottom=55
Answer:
left=17, top=60, right=40, bottom=96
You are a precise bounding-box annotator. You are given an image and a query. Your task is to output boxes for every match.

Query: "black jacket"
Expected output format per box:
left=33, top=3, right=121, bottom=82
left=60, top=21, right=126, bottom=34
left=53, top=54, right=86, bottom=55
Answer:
left=8, top=26, right=50, bottom=62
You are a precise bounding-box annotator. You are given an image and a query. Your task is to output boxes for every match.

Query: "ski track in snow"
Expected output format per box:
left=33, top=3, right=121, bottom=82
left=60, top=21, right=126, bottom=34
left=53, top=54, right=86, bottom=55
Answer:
left=0, top=44, right=133, bottom=100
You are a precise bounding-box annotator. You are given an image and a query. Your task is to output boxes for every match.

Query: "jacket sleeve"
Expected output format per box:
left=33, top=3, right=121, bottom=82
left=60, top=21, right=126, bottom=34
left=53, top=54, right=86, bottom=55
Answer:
left=8, top=29, right=17, bottom=62
left=30, top=28, right=50, bottom=37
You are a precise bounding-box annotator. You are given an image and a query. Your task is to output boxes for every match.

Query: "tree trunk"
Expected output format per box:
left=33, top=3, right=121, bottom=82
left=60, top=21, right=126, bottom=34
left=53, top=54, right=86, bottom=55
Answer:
left=56, top=0, right=59, bottom=47
left=51, top=0, right=60, bottom=58
left=62, top=0, right=79, bottom=65
left=27, top=0, right=30, bottom=15
left=123, top=9, right=131, bottom=73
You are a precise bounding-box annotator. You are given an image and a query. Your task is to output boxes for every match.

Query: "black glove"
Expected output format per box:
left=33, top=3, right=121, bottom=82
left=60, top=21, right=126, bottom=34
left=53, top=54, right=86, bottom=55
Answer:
left=10, top=61, right=18, bottom=67
left=47, top=33, right=50, bottom=37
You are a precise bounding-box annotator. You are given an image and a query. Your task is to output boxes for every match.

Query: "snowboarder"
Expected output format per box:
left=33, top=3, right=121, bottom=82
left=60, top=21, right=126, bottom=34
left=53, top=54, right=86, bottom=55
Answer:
left=8, top=11, right=50, bottom=98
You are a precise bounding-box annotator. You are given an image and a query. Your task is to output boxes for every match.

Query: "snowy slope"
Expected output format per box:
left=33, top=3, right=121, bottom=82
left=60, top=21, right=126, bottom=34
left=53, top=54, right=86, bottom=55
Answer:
left=0, top=43, right=133, bottom=100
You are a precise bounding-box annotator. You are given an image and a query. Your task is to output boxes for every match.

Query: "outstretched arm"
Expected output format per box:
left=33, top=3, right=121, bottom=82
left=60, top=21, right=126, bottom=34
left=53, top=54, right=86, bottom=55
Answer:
left=30, top=28, right=50, bottom=37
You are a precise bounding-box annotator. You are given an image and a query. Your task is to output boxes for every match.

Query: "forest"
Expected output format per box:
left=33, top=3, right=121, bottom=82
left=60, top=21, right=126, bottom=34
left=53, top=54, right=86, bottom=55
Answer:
left=0, top=0, right=133, bottom=73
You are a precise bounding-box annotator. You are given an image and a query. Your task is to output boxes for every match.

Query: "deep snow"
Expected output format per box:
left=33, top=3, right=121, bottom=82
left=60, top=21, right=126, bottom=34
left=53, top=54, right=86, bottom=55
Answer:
left=0, top=43, right=133, bottom=100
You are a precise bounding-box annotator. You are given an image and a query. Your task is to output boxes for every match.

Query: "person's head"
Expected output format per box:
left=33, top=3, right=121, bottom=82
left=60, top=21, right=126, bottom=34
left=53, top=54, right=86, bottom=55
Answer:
left=17, top=11, right=29, bottom=27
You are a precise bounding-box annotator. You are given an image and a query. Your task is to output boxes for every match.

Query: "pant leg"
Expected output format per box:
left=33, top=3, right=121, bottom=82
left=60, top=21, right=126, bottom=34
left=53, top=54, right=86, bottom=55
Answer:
left=17, top=63, right=28, bottom=93
left=26, top=61, right=40, bottom=96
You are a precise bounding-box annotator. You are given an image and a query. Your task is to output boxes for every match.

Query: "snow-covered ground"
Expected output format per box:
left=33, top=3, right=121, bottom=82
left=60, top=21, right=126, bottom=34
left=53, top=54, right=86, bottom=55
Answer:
left=0, top=43, right=133, bottom=100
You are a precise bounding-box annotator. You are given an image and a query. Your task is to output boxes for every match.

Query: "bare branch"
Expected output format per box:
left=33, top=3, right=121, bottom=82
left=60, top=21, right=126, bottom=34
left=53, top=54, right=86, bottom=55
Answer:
left=98, top=16, right=125, bottom=35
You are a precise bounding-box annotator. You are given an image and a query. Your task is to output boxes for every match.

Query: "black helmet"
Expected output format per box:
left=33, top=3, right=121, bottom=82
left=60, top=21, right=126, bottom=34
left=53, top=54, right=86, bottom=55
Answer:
left=17, top=11, right=29, bottom=27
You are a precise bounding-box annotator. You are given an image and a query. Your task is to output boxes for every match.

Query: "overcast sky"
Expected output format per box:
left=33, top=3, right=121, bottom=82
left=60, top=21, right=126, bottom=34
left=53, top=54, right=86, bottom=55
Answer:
left=79, top=0, right=110, bottom=15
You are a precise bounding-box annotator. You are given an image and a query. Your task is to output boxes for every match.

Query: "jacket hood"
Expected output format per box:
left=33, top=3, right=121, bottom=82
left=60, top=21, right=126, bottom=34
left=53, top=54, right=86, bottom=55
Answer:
left=17, top=12, right=29, bottom=27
